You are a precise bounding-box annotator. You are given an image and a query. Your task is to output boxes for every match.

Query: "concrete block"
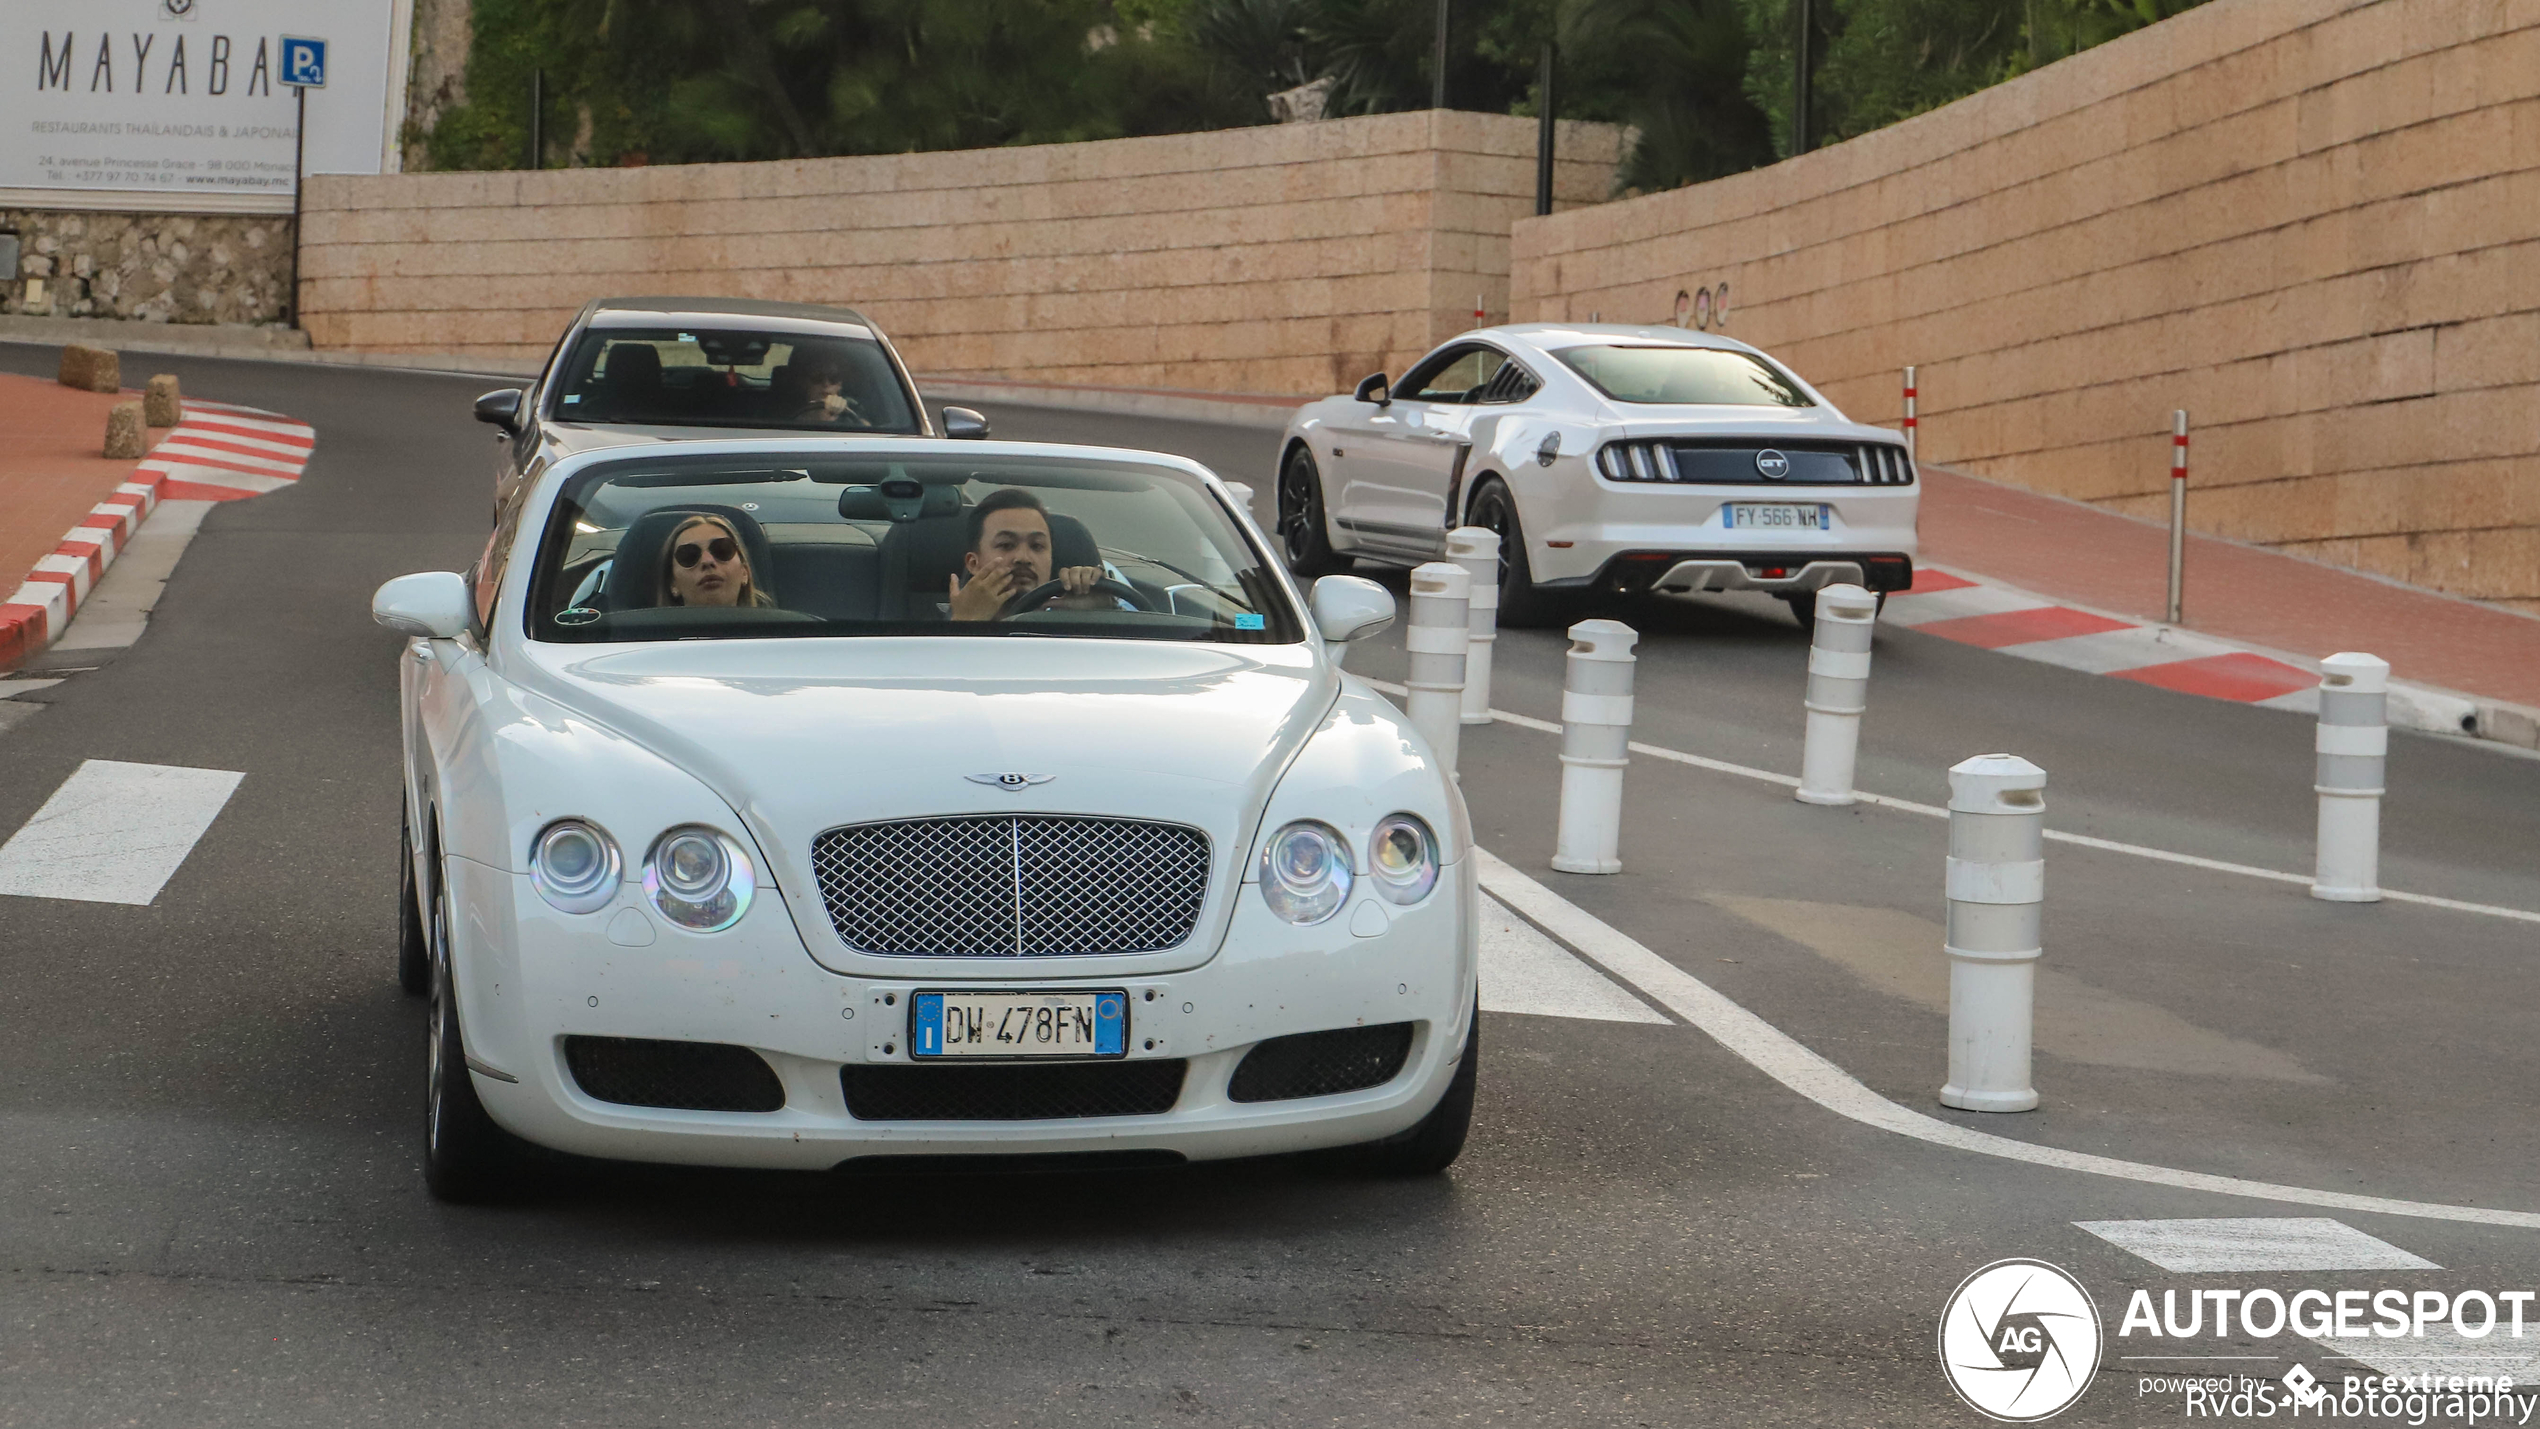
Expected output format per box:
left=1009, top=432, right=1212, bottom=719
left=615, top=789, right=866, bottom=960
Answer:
left=102, top=400, right=145, bottom=459
left=58, top=342, right=118, bottom=392
left=144, top=374, right=181, bottom=427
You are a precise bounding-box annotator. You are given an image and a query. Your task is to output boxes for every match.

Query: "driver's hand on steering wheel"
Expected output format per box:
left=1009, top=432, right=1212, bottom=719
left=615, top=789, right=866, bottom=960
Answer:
left=1056, top=566, right=1102, bottom=597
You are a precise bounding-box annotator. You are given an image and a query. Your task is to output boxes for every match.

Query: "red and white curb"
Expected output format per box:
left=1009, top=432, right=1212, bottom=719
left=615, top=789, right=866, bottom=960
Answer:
left=1, top=398, right=314, bottom=672
left=1886, top=566, right=2483, bottom=736
left=135, top=398, right=317, bottom=502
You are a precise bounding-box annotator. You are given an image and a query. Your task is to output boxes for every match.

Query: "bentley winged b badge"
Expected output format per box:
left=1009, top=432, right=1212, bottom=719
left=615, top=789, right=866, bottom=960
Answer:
left=966, top=772, right=1057, bottom=790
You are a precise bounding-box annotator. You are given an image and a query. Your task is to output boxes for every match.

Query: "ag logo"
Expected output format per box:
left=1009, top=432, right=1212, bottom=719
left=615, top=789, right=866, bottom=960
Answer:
left=1939, top=1259, right=2101, bottom=1422
left=1754, top=448, right=1791, bottom=480
left=159, top=0, right=197, bottom=17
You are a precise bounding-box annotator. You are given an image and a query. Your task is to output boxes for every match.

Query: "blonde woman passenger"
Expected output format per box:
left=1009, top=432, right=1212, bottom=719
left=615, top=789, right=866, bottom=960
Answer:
left=657, top=514, right=777, bottom=609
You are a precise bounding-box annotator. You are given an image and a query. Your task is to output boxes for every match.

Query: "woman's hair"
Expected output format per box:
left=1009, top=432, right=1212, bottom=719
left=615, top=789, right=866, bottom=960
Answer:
left=657, top=514, right=777, bottom=607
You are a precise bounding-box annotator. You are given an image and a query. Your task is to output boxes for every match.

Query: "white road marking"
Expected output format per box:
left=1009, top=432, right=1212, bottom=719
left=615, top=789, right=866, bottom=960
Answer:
left=1479, top=891, right=1669, bottom=1024
left=2311, top=1327, right=2540, bottom=1381
left=1472, top=847, right=2540, bottom=1230
left=2074, top=1218, right=2440, bottom=1272
left=0, top=760, right=245, bottom=905
left=1366, top=680, right=2540, bottom=927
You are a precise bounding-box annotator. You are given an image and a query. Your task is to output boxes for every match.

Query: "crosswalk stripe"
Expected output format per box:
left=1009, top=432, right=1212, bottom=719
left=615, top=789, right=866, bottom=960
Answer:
left=0, top=760, right=244, bottom=906
left=2073, top=1218, right=2440, bottom=1272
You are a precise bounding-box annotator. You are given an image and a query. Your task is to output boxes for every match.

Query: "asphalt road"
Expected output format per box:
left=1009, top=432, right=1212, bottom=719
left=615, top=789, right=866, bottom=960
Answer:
left=1, top=348, right=2534, bottom=1427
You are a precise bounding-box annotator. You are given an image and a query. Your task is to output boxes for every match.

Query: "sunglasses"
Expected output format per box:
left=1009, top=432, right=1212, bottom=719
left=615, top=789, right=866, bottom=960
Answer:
left=673, top=536, right=740, bottom=567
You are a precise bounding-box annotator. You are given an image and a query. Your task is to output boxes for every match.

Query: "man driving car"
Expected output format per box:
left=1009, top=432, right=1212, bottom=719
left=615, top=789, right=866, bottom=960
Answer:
left=948, top=489, right=1108, bottom=621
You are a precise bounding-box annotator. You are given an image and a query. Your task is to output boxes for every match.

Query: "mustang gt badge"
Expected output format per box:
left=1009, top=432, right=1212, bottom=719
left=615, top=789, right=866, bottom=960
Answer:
left=967, top=773, right=1056, bottom=790
left=1754, top=448, right=1792, bottom=480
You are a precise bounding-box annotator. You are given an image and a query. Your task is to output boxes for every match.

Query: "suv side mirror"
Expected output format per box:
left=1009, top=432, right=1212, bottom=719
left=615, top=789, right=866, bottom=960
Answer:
left=474, top=388, right=525, bottom=433
left=941, top=406, right=991, bottom=440
left=1353, top=373, right=1391, bottom=406
left=1310, top=575, right=1396, bottom=644
left=373, top=571, right=474, bottom=640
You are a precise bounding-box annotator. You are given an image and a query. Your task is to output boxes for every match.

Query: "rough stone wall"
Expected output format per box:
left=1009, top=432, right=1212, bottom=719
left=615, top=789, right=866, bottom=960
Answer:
left=301, top=111, right=1624, bottom=395
left=1, top=211, right=291, bottom=325
left=402, top=0, right=473, bottom=171
left=1513, top=0, right=2540, bottom=614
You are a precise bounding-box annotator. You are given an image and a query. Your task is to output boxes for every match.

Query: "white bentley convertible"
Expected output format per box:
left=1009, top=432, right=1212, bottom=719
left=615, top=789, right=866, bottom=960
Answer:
left=1277, top=324, right=1919, bottom=629
left=375, top=440, right=1475, bottom=1200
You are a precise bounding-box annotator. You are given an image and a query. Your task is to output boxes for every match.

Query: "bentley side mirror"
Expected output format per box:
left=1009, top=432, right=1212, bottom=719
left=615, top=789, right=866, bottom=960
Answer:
left=372, top=572, right=475, bottom=640
left=941, top=406, right=991, bottom=440
left=474, top=388, right=525, bottom=433
left=1353, top=372, right=1391, bottom=406
left=1310, top=575, right=1396, bottom=645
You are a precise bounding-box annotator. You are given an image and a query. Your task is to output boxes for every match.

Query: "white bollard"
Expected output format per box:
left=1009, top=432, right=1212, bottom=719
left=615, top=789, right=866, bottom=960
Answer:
left=1445, top=526, right=1500, bottom=725
left=1940, top=754, right=2045, bottom=1113
left=1551, top=619, right=1638, bottom=874
left=2311, top=651, right=2389, bottom=903
left=1404, top=562, right=1470, bottom=774
left=1796, top=583, right=1878, bottom=806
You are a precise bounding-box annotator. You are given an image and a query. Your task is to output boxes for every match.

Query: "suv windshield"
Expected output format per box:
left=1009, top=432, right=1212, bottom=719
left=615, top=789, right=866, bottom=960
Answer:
left=524, top=452, right=1300, bottom=645
left=1553, top=345, right=1813, bottom=407
left=551, top=326, right=922, bottom=431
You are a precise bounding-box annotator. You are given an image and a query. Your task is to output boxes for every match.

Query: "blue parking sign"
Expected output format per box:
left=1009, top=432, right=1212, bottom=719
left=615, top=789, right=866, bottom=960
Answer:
left=280, top=36, right=327, bottom=88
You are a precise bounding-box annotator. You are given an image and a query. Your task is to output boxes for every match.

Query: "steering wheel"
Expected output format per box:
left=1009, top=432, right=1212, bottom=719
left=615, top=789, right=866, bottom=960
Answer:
left=1000, top=576, right=1155, bottom=617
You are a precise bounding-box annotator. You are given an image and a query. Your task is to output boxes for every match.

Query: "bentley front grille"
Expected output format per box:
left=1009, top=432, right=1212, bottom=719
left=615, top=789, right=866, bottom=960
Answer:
left=811, top=815, right=1211, bottom=957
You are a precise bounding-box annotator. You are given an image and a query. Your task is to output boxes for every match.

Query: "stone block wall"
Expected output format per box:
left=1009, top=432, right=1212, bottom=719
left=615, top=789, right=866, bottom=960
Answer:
left=1, top=211, right=292, bottom=326
left=1512, top=0, right=2540, bottom=613
left=300, top=111, right=1624, bottom=396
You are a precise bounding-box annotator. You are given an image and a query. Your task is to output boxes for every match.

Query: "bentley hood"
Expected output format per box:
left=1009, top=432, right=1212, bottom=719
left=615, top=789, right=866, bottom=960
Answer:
left=508, top=636, right=1336, bottom=973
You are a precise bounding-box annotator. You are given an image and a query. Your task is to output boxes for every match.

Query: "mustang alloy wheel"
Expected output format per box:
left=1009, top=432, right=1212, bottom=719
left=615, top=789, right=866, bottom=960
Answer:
left=1277, top=445, right=1345, bottom=577
left=1468, top=480, right=1574, bottom=629
left=1353, top=1008, right=1478, bottom=1176
left=424, top=865, right=521, bottom=1202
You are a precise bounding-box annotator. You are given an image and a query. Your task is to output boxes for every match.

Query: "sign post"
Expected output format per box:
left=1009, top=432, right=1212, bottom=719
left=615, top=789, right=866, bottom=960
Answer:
left=280, top=36, right=328, bottom=329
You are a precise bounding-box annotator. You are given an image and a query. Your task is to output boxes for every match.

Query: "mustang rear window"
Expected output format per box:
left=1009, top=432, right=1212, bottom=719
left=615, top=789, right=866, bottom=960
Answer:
left=523, top=452, right=1303, bottom=645
left=551, top=327, right=922, bottom=432
left=1554, top=345, right=1814, bottom=407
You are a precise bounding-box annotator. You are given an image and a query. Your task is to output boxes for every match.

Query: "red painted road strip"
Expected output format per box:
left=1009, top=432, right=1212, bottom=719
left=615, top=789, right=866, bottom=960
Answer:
left=2109, top=652, right=2321, bottom=703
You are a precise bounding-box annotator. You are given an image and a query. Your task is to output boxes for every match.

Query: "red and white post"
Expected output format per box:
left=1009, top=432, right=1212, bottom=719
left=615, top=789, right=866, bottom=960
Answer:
left=2166, top=410, right=2189, bottom=626
left=1474, top=293, right=1486, bottom=328
left=1901, top=366, right=1918, bottom=465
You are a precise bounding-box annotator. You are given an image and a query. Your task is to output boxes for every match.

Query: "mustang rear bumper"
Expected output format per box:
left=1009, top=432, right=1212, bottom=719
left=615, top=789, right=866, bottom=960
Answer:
left=1549, top=550, right=1914, bottom=596
left=447, top=856, right=1476, bottom=1169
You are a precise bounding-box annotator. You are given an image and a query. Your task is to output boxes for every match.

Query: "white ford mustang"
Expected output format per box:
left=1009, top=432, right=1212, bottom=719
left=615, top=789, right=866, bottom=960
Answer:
left=1277, top=323, right=1920, bottom=628
left=374, top=438, right=1476, bottom=1200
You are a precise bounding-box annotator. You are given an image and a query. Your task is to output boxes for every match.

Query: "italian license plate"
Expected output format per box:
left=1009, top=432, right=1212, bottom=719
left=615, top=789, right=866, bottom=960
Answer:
left=911, top=989, right=1128, bottom=1059
left=1728, top=503, right=1830, bottom=530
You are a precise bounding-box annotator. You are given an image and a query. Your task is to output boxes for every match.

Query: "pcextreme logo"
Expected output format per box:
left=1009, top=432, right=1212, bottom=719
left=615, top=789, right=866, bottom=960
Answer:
left=1941, top=1259, right=2105, bottom=1422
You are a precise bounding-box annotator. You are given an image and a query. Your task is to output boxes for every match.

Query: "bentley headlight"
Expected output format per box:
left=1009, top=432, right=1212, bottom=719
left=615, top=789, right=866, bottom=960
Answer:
left=529, top=819, right=620, bottom=914
left=1259, top=820, right=1352, bottom=925
left=644, top=825, right=755, bottom=932
left=1367, top=813, right=1439, bottom=905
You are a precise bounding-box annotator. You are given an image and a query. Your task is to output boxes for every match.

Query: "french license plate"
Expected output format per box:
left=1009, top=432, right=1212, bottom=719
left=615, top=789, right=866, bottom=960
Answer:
left=1728, top=503, right=1830, bottom=530
left=911, top=990, right=1128, bottom=1059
